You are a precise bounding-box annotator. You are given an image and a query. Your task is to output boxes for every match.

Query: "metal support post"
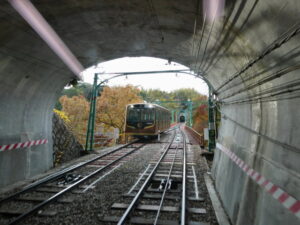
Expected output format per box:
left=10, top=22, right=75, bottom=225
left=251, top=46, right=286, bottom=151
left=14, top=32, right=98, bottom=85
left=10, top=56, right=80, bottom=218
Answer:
left=208, top=87, right=216, bottom=152
left=188, top=101, right=193, bottom=127
left=85, top=73, right=98, bottom=151
left=171, top=110, right=175, bottom=124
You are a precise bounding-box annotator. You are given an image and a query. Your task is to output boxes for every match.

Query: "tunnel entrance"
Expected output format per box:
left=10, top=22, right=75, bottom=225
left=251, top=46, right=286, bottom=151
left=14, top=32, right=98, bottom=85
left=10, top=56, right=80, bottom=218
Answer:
left=179, top=115, right=185, bottom=122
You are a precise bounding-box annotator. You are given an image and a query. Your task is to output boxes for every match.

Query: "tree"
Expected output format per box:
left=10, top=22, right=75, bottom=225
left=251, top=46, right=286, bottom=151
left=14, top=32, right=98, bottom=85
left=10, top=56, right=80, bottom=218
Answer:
left=59, top=95, right=90, bottom=144
left=170, top=88, right=200, bottom=101
left=96, top=85, right=143, bottom=134
left=193, top=104, right=208, bottom=133
left=61, top=82, right=93, bottom=101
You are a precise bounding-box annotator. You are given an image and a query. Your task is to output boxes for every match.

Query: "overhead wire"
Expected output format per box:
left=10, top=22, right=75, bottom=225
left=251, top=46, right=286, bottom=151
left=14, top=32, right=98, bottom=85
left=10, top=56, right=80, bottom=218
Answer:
left=219, top=64, right=300, bottom=100
left=190, top=0, right=201, bottom=58
left=215, top=23, right=300, bottom=93
left=218, top=45, right=300, bottom=95
left=192, top=13, right=207, bottom=74
left=202, top=0, right=260, bottom=73
left=222, top=78, right=300, bottom=104
left=196, top=14, right=216, bottom=74
left=205, top=0, right=237, bottom=57
left=217, top=110, right=300, bottom=154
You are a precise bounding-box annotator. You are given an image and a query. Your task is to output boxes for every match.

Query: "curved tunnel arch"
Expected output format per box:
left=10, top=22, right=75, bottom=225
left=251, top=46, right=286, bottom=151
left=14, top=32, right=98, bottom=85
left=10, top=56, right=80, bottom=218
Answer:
left=0, top=1, right=299, bottom=224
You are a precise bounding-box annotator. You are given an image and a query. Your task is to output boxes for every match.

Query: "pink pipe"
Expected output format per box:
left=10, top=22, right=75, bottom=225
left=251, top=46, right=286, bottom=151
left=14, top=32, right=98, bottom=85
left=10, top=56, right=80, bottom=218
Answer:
left=203, top=0, right=225, bottom=22
left=9, top=0, right=84, bottom=79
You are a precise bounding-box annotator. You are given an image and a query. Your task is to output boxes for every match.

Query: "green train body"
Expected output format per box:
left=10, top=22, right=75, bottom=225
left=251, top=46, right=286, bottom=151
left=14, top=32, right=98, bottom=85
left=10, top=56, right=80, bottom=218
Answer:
left=124, top=103, right=171, bottom=137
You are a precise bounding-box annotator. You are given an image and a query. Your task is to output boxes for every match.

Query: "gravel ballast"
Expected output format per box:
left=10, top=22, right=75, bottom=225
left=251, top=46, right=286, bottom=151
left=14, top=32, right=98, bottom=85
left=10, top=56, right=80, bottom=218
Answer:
left=1, top=130, right=220, bottom=225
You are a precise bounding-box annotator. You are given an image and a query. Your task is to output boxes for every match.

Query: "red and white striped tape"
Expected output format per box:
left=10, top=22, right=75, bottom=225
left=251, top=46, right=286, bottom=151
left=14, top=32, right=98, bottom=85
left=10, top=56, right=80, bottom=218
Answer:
left=0, top=139, right=48, bottom=152
left=217, top=143, right=300, bottom=219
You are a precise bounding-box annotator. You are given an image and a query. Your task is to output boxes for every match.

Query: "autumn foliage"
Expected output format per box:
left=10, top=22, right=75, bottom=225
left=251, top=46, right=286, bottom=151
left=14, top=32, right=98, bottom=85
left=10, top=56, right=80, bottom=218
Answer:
left=57, top=84, right=208, bottom=145
left=192, top=104, right=208, bottom=133
left=95, top=85, right=143, bottom=133
left=58, top=85, right=142, bottom=145
left=59, top=95, right=90, bottom=144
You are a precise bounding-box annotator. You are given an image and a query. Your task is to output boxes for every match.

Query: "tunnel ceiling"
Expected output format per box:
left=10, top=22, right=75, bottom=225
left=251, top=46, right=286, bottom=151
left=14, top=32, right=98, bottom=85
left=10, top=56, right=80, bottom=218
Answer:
left=1, top=0, right=300, bottom=101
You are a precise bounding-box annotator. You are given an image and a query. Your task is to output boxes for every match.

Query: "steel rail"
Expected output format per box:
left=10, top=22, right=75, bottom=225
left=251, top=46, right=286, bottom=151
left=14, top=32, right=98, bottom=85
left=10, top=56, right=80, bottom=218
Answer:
left=180, top=129, right=187, bottom=225
left=117, top=132, right=177, bottom=225
left=153, top=145, right=179, bottom=225
left=0, top=140, right=139, bottom=205
left=8, top=143, right=145, bottom=225
left=165, top=126, right=179, bottom=133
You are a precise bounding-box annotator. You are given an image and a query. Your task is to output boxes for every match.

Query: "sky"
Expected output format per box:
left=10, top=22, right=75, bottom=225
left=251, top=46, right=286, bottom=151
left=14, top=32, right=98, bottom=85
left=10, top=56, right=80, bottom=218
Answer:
left=82, top=57, right=208, bottom=96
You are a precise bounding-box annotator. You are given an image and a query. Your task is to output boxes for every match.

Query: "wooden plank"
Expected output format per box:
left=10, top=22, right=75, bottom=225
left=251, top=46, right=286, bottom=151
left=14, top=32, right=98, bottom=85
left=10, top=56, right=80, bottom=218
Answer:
left=124, top=193, right=180, bottom=200
left=16, top=196, right=72, bottom=203
left=188, top=208, right=207, bottom=214
left=131, top=217, right=179, bottom=225
left=101, top=216, right=119, bottom=222
left=102, top=216, right=179, bottom=225
left=36, top=188, right=61, bottom=193
left=188, top=196, right=205, bottom=202
left=79, top=185, right=96, bottom=189
left=111, top=203, right=179, bottom=212
left=188, top=222, right=210, bottom=225
left=36, top=187, right=81, bottom=194
left=146, top=188, right=180, bottom=193
left=151, top=177, right=181, bottom=182
left=86, top=164, right=103, bottom=168
left=0, top=209, right=57, bottom=217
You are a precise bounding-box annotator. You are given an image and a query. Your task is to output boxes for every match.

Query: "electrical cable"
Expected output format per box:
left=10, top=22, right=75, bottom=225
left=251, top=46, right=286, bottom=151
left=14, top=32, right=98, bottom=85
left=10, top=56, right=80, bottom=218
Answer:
left=218, top=45, right=300, bottom=94
left=215, top=105, right=300, bottom=154
left=192, top=13, right=206, bottom=73
left=203, top=0, right=259, bottom=73
left=215, top=23, right=300, bottom=93
left=196, top=13, right=216, bottom=74
left=222, top=79, right=300, bottom=105
left=219, top=64, right=300, bottom=100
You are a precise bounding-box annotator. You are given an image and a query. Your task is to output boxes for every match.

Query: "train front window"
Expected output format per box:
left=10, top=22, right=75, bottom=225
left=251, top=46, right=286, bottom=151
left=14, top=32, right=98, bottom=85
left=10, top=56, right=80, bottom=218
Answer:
left=128, top=109, right=139, bottom=122
left=141, top=109, right=154, bottom=122
left=127, top=108, right=154, bottom=123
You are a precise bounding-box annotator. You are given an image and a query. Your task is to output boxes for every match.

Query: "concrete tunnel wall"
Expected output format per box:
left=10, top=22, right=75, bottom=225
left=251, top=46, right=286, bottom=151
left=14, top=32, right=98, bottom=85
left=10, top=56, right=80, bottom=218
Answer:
left=0, top=0, right=299, bottom=224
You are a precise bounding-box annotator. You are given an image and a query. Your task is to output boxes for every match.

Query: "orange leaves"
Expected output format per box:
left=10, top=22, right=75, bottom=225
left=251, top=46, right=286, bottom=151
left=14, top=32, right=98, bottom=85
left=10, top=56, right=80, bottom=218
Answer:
left=193, top=104, right=208, bottom=134
left=96, top=85, right=143, bottom=132
left=59, top=85, right=143, bottom=145
left=59, top=95, right=90, bottom=144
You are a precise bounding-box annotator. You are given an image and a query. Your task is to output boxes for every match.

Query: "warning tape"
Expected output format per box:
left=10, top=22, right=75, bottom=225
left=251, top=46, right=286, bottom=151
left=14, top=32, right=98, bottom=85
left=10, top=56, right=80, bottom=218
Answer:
left=0, top=139, right=48, bottom=152
left=217, top=143, right=300, bottom=219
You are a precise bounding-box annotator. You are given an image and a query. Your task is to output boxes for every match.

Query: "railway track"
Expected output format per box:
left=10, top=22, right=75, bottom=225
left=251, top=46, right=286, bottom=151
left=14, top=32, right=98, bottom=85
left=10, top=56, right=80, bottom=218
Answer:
left=103, top=127, right=207, bottom=225
left=0, top=140, right=146, bottom=225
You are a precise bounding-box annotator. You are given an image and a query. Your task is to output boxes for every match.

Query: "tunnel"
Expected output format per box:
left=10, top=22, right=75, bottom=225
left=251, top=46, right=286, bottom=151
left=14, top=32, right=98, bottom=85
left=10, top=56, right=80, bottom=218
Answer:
left=179, top=115, right=186, bottom=123
left=0, top=1, right=299, bottom=224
